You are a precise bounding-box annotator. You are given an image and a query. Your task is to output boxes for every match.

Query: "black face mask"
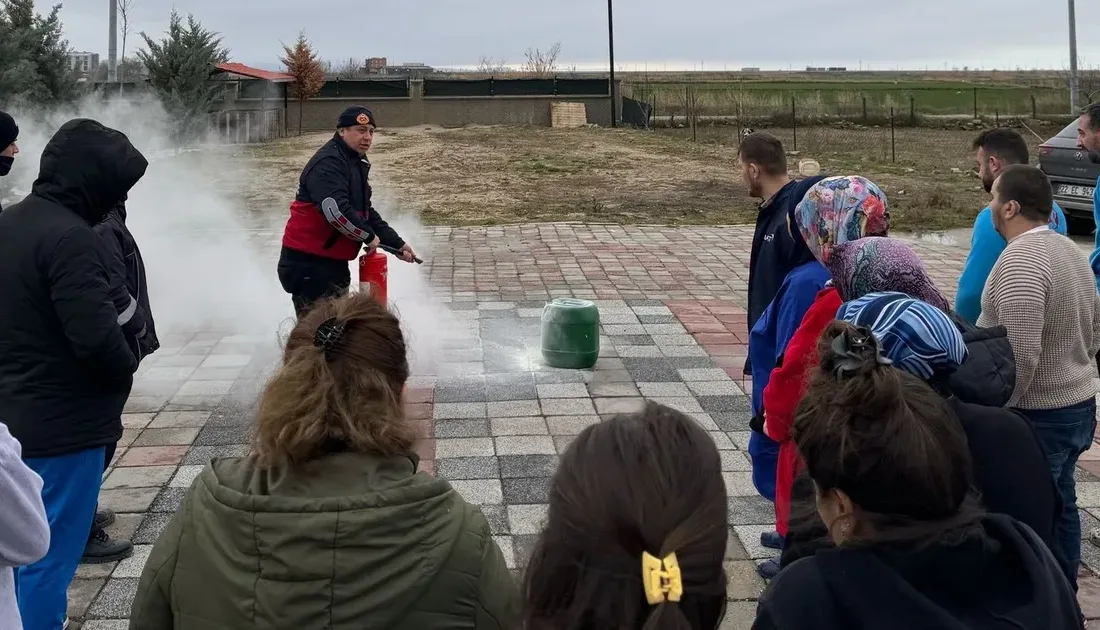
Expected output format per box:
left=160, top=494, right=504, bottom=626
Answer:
left=0, top=156, right=12, bottom=177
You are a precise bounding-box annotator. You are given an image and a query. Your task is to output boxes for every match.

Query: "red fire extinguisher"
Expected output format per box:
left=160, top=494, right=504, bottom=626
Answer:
left=359, top=250, right=388, bottom=306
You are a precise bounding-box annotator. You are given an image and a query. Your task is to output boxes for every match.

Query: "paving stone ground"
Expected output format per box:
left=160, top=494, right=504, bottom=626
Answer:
left=67, top=223, right=1100, bottom=628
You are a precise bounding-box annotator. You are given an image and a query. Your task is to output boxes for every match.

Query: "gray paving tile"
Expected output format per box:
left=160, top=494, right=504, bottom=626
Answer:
left=98, top=488, right=160, bottom=514
left=480, top=504, right=511, bottom=535
left=490, top=417, right=549, bottom=436
left=721, top=450, right=753, bottom=472
left=628, top=301, right=668, bottom=310
left=193, top=425, right=252, bottom=446
left=723, top=471, right=758, bottom=496
left=679, top=368, right=733, bottom=381
left=512, top=534, right=541, bottom=568
left=182, top=444, right=248, bottom=465
left=536, top=383, right=590, bottom=398
left=589, top=369, right=633, bottom=383
left=433, top=402, right=488, bottom=419
left=67, top=577, right=105, bottom=619
left=450, top=479, right=504, bottom=504
left=638, top=314, right=678, bottom=324
left=434, top=385, right=488, bottom=403
left=88, top=577, right=139, bottom=618
left=587, top=381, right=640, bottom=397
left=435, top=457, right=500, bottom=480
left=499, top=455, right=559, bottom=478
left=553, top=434, right=578, bottom=454
left=546, top=415, right=600, bottom=435
left=121, top=413, right=154, bottom=430
left=593, top=358, right=626, bottom=371
left=727, top=495, right=777, bottom=526
left=148, top=411, right=212, bottom=429
left=112, top=545, right=152, bottom=579
left=638, top=382, right=693, bottom=397
left=132, top=513, right=174, bottom=545
left=609, top=334, right=654, bottom=346
left=487, top=400, right=542, bottom=417
left=688, top=380, right=743, bottom=396
left=502, top=477, right=552, bottom=504
left=647, top=397, right=705, bottom=415
left=434, top=419, right=491, bottom=438
left=711, top=432, right=737, bottom=450
left=621, top=358, right=681, bottom=382
left=666, top=357, right=719, bottom=369
left=495, top=535, right=517, bottom=569
left=617, top=345, right=664, bottom=358
left=149, top=487, right=190, bottom=513
left=82, top=621, right=130, bottom=630
left=533, top=369, right=592, bottom=384
left=540, top=397, right=597, bottom=415
left=602, top=324, right=647, bottom=336
left=435, top=437, right=495, bottom=458
left=697, top=395, right=753, bottom=414
left=713, top=412, right=754, bottom=432
left=495, top=436, right=557, bottom=455
left=507, top=504, right=549, bottom=535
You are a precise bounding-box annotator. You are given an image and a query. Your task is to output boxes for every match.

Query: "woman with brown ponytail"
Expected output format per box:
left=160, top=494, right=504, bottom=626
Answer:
left=754, top=321, right=1081, bottom=630
left=523, top=402, right=730, bottom=630
left=129, top=293, right=518, bottom=630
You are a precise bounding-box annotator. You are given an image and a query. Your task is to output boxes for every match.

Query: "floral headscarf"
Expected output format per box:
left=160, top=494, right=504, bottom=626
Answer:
left=837, top=291, right=967, bottom=381
left=794, top=176, right=889, bottom=265
left=827, top=237, right=950, bottom=311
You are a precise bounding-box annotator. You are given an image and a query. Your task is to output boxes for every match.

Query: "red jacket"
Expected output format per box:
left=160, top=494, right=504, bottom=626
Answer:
left=763, top=286, right=842, bottom=537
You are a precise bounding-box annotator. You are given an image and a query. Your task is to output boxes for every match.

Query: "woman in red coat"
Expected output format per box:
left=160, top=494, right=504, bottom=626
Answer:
left=762, top=236, right=950, bottom=560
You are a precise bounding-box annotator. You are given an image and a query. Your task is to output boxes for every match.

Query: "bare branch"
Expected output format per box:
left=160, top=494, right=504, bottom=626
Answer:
left=521, top=42, right=561, bottom=78
left=117, top=0, right=134, bottom=86
left=475, top=56, right=509, bottom=76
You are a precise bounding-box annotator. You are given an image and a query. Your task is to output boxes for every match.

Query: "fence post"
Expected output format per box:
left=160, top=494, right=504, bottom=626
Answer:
left=909, top=95, right=916, bottom=125
left=1032, top=94, right=1038, bottom=119
left=973, top=87, right=978, bottom=119
left=552, top=77, right=558, bottom=96
left=995, top=109, right=1000, bottom=125
left=862, top=95, right=868, bottom=123
left=335, top=78, right=341, bottom=98
left=890, top=107, right=896, bottom=163
left=489, top=77, right=495, bottom=97
left=791, top=96, right=798, bottom=151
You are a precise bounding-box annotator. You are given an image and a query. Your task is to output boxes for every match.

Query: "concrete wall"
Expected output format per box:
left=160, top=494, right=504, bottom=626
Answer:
left=258, top=79, right=620, bottom=132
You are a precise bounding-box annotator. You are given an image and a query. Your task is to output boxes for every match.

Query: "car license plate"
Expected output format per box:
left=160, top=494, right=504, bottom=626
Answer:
left=1058, top=184, right=1095, bottom=198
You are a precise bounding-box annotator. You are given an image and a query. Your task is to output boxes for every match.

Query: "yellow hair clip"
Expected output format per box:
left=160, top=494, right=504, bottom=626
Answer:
left=641, top=551, right=683, bottom=605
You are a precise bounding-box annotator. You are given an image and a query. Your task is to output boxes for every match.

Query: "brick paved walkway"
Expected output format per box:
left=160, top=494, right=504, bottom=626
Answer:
left=68, top=223, right=1100, bottom=629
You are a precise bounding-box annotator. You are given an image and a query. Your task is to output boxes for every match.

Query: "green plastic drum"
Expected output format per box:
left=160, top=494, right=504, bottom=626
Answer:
left=541, top=298, right=600, bottom=369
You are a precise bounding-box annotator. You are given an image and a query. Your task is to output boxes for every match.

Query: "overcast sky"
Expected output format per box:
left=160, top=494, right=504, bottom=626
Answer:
left=58, top=0, right=1100, bottom=72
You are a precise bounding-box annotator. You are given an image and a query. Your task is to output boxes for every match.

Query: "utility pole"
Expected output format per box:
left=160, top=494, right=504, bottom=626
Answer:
left=608, top=0, right=617, bottom=127
left=1069, top=0, right=1079, bottom=113
left=107, top=0, right=118, bottom=82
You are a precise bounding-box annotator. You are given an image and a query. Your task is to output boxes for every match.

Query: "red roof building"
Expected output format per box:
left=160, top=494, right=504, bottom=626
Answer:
left=213, top=62, right=295, bottom=83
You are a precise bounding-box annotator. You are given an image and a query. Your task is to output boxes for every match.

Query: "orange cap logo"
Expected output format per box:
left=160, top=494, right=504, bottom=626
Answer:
left=356, top=112, right=371, bottom=126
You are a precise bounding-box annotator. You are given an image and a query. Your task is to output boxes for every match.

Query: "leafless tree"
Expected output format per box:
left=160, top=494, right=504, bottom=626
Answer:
left=521, top=42, right=561, bottom=78
left=117, top=0, right=133, bottom=93
left=677, top=83, right=700, bottom=141
left=334, top=57, right=366, bottom=78
left=476, top=56, right=509, bottom=76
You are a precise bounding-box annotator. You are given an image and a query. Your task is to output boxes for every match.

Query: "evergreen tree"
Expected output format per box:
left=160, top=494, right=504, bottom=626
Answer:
left=0, top=0, right=79, bottom=107
left=280, top=32, right=325, bottom=135
left=137, top=11, right=228, bottom=143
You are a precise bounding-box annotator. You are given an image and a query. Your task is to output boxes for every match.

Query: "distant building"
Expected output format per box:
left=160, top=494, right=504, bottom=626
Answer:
left=382, top=62, right=434, bottom=77
left=68, top=51, right=100, bottom=74
left=826, top=67, right=848, bottom=72
left=366, top=57, right=387, bottom=73
left=740, top=67, right=761, bottom=72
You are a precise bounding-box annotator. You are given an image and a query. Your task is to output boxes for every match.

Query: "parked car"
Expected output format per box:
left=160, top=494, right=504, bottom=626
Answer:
left=1038, top=119, right=1100, bottom=235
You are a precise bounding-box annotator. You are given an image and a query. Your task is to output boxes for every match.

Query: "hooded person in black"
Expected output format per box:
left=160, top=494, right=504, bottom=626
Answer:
left=0, top=119, right=147, bottom=629
left=0, top=110, right=19, bottom=211
left=755, top=319, right=1080, bottom=630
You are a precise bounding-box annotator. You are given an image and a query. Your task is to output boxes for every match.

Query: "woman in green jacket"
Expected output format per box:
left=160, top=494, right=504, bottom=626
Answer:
left=130, top=293, right=518, bottom=630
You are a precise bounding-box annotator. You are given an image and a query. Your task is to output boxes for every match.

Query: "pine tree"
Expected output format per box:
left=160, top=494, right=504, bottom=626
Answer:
left=280, top=32, right=325, bottom=135
left=136, top=11, right=229, bottom=143
left=0, top=0, right=79, bottom=107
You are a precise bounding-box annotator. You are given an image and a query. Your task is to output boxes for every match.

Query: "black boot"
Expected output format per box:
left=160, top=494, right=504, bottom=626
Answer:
left=94, top=507, right=115, bottom=531
left=81, top=528, right=133, bottom=564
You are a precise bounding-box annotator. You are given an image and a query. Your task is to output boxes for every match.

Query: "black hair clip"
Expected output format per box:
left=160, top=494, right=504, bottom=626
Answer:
left=828, top=326, right=891, bottom=379
left=313, top=317, right=346, bottom=357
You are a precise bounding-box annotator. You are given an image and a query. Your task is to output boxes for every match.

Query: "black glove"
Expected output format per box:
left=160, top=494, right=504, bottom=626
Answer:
left=749, top=413, right=766, bottom=434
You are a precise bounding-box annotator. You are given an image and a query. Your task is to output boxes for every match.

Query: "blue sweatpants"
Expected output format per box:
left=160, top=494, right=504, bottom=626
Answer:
left=15, top=447, right=105, bottom=630
left=748, top=431, right=779, bottom=502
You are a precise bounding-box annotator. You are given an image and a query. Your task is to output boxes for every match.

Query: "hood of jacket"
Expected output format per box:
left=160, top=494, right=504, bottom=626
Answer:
left=945, top=312, right=1016, bottom=407
left=767, top=515, right=1080, bottom=630
left=181, top=451, right=478, bottom=627
left=31, top=119, right=147, bottom=225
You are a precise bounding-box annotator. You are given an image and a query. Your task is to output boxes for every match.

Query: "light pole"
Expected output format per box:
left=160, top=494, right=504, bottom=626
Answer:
left=608, top=0, right=617, bottom=127
left=1070, top=0, right=1079, bottom=113
left=107, top=0, right=118, bottom=82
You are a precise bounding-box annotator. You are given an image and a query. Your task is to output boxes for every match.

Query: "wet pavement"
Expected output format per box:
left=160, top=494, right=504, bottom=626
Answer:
left=67, top=223, right=1100, bottom=629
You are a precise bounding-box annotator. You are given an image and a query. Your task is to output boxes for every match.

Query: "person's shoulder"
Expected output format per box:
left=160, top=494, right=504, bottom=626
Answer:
left=759, top=555, right=830, bottom=616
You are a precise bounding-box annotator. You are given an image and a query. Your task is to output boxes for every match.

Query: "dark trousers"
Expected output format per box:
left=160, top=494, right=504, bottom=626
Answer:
left=277, top=247, right=352, bottom=317
left=1019, top=397, right=1098, bottom=588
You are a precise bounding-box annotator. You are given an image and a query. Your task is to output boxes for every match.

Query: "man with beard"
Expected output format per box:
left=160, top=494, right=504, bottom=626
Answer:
left=0, top=110, right=19, bottom=212
left=955, top=128, right=1067, bottom=324
left=1077, top=102, right=1100, bottom=293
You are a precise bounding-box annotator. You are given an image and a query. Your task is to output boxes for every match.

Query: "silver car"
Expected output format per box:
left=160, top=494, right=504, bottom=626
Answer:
left=1038, top=120, right=1100, bottom=235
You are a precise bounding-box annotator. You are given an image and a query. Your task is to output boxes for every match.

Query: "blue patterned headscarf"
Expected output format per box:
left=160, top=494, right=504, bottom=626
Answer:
left=836, top=292, right=967, bottom=380
left=794, top=175, right=890, bottom=265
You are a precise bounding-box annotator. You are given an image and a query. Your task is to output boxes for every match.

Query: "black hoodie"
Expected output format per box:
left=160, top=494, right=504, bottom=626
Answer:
left=757, top=515, right=1081, bottom=630
left=94, top=201, right=160, bottom=363
left=0, top=119, right=148, bottom=458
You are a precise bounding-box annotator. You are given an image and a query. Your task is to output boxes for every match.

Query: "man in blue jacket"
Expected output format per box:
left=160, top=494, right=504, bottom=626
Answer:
left=1077, top=103, right=1100, bottom=293
left=955, top=128, right=1066, bottom=323
left=741, top=133, right=825, bottom=366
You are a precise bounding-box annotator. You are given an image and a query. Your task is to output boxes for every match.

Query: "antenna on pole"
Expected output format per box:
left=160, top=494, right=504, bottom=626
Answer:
left=108, top=0, right=118, bottom=83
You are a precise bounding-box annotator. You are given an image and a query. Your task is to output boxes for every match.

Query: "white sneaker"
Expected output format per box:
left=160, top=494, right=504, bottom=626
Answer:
left=62, top=618, right=69, bottom=630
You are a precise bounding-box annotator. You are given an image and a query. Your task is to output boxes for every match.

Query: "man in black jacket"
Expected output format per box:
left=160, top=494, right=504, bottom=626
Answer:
left=0, top=118, right=146, bottom=629
left=0, top=110, right=18, bottom=212
left=278, top=105, right=417, bottom=315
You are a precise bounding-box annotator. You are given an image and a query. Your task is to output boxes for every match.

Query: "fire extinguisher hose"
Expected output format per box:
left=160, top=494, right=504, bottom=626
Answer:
left=378, top=244, right=423, bottom=264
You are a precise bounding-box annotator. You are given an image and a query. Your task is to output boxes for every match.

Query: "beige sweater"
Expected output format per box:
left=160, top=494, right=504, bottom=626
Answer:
left=977, top=228, right=1100, bottom=409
